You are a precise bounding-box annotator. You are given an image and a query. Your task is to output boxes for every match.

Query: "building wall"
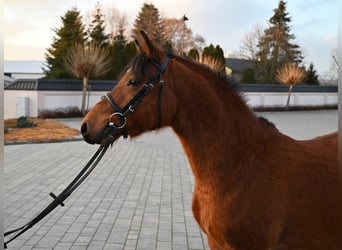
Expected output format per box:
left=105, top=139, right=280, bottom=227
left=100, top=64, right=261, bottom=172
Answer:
left=5, top=90, right=39, bottom=119
left=10, top=73, right=45, bottom=79
left=4, top=90, right=338, bottom=119
left=245, top=92, right=338, bottom=107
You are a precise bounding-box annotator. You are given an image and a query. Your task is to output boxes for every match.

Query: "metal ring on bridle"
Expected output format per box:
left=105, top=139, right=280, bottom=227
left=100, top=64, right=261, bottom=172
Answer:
left=109, top=112, right=127, bottom=129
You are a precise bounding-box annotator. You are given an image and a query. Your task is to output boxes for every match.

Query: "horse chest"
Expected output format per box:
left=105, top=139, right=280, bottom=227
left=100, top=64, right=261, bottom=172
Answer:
left=192, top=184, right=225, bottom=234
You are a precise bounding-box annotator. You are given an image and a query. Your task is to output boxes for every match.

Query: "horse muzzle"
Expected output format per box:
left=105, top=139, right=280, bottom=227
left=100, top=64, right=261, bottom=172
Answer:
left=81, top=121, right=118, bottom=145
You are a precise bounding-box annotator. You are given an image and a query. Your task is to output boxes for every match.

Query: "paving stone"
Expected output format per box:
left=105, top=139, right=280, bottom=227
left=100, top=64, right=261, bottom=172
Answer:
left=6, top=112, right=336, bottom=249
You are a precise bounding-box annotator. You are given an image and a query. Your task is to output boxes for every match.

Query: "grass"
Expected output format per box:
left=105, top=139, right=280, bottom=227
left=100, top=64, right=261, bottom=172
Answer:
left=5, top=118, right=81, bottom=143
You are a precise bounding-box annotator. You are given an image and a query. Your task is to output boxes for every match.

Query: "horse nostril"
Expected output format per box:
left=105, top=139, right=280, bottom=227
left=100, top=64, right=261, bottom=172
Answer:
left=81, top=122, right=88, bottom=136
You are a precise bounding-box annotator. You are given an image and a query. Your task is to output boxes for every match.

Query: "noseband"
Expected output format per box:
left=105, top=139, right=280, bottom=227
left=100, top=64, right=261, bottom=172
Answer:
left=103, top=56, right=171, bottom=139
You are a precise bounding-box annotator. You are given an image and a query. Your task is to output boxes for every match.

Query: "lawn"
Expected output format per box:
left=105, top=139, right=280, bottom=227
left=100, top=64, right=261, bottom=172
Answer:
left=5, top=118, right=81, bottom=143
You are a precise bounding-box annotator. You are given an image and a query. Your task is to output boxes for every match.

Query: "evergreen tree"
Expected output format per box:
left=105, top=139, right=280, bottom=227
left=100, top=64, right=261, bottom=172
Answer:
left=202, top=44, right=226, bottom=72
left=305, top=63, right=320, bottom=85
left=123, top=41, right=138, bottom=65
left=106, top=35, right=137, bottom=80
left=44, top=8, right=86, bottom=78
left=188, top=48, right=200, bottom=61
left=87, top=3, right=110, bottom=47
left=241, top=68, right=256, bottom=83
left=202, top=44, right=215, bottom=58
left=255, top=1, right=303, bottom=83
left=131, top=3, right=165, bottom=43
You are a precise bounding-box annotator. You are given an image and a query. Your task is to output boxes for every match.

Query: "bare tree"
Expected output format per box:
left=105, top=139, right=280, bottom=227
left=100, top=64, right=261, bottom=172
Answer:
left=64, top=42, right=112, bottom=114
left=332, top=47, right=338, bottom=67
left=320, top=48, right=338, bottom=86
left=238, top=23, right=264, bottom=60
left=164, top=18, right=205, bottom=54
left=104, top=5, right=128, bottom=43
left=275, top=64, right=306, bottom=108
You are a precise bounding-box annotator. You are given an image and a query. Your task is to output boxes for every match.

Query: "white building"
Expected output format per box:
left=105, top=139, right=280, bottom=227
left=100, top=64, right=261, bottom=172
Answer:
left=4, top=60, right=46, bottom=80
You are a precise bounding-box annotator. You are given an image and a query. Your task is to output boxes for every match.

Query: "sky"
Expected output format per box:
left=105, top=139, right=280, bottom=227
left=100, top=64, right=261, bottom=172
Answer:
left=4, top=0, right=338, bottom=77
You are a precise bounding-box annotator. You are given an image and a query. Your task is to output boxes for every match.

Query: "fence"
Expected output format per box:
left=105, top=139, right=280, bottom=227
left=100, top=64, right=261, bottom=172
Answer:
left=4, top=79, right=338, bottom=119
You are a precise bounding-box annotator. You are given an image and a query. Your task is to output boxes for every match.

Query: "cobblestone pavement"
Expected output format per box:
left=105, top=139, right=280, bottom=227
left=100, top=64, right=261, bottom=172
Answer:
left=4, top=110, right=338, bottom=249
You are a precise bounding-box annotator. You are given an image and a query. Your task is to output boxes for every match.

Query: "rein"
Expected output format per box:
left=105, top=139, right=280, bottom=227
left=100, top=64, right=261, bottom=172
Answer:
left=4, top=56, right=171, bottom=248
left=4, top=130, right=116, bottom=249
left=103, top=56, right=171, bottom=137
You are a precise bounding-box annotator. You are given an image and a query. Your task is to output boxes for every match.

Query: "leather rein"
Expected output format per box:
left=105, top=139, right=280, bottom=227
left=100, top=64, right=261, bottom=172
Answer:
left=4, top=56, right=171, bottom=248
left=4, top=135, right=115, bottom=248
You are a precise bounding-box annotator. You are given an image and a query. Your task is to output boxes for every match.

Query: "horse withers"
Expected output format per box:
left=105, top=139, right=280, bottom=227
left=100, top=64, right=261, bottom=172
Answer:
left=81, top=31, right=339, bottom=250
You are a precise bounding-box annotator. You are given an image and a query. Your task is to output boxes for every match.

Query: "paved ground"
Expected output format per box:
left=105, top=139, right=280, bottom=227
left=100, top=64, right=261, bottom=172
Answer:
left=4, top=110, right=338, bottom=249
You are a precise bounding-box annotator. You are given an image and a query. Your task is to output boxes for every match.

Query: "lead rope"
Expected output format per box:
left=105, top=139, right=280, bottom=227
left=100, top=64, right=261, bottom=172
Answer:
left=4, top=132, right=116, bottom=249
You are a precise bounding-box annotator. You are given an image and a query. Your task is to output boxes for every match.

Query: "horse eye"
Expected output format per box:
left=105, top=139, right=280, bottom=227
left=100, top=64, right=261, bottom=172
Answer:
left=128, top=79, right=140, bottom=87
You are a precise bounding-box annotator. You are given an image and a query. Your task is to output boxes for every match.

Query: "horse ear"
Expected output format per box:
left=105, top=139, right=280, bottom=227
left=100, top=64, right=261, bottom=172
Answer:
left=135, top=39, right=143, bottom=53
left=137, top=30, right=165, bottom=61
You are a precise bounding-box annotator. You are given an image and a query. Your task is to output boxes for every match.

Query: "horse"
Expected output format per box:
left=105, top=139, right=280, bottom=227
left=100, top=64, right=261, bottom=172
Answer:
left=81, top=31, right=339, bottom=250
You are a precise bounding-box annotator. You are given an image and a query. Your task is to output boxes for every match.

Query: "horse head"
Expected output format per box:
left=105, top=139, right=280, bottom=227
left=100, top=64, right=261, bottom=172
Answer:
left=81, top=31, right=177, bottom=145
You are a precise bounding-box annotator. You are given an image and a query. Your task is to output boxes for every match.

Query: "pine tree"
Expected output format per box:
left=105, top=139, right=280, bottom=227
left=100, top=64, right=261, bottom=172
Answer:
left=305, top=63, right=320, bottom=85
left=87, top=3, right=110, bottom=47
left=131, top=3, right=165, bottom=43
left=106, top=33, right=137, bottom=80
left=44, top=8, right=86, bottom=78
left=256, top=1, right=303, bottom=83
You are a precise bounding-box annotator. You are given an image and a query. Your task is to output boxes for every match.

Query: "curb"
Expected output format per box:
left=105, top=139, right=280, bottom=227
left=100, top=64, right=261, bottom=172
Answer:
left=4, top=135, right=84, bottom=146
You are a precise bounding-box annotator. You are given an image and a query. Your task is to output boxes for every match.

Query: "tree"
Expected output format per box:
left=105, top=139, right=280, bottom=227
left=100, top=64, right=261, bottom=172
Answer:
left=304, top=63, right=319, bottom=85
left=44, top=8, right=86, bottom=79
left=64, top=42, right=112, bottom=114
left=202, top=44, right=226, bottom=72
left=104, top=5, right=128, bottom=44
left=163, top=17, right=206, bottom=55
left=275, top=63, right=306, bottom=108
left=239, top=23, right=264, bottom=61
left=106, top=37, right=137, bottom=80
left=256, top=1, right=303, bottom=83
left=87, top=3, right=110, bottom=47
left=131, top=3, right=165, bottom=43
left=188, top=48, right=200, bottom=61
left=241, top=68, right=256, bottom=83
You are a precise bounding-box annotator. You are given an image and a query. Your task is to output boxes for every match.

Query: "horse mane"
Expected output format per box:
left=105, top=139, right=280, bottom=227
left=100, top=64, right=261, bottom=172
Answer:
left=173, top=54, right=242, bottom=93
left=258, top=116, right=278, bottom=130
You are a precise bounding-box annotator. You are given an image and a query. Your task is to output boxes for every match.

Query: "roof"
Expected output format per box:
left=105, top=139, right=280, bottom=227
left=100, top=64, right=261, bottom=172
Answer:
left=5, top=79, right=337, bottom=93
left=4, top=60, right=46, bottom=74
left=241, top=84, right=338, bottom=93
left=4, top=75, right=15, bottom=83
left=5, top=79, right=117, bottom=91
left=225, top=58, right=253, bottom=73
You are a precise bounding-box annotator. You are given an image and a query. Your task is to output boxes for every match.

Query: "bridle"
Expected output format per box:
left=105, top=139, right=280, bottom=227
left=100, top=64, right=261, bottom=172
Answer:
left=4, top=55, right=171, bottom=248
left=102, top=55, right=171, bottom=139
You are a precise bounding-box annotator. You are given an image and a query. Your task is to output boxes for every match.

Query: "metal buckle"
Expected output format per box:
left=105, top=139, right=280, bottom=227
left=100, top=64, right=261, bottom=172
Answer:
left=108, top=112, right=127, bottom=129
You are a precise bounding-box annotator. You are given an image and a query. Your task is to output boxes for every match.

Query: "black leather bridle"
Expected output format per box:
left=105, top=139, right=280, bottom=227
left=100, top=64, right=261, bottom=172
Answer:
left=103, top=55, right=171, bottom=139
left=4, top=56, right=171, bottom=248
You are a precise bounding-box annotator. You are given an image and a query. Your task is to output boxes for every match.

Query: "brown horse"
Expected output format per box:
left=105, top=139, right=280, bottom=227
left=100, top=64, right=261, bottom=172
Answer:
left=81, top=31, right=339, bottom=250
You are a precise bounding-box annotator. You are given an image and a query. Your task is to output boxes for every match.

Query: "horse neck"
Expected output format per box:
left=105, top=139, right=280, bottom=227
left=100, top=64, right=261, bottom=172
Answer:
left=168, top=59, right=262, bottom=183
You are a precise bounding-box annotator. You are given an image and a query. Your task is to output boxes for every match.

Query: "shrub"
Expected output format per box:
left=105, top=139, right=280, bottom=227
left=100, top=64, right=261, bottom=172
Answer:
left=39, top=106, right=83, bottom=119
left=16, top=116, right=36, bottom=128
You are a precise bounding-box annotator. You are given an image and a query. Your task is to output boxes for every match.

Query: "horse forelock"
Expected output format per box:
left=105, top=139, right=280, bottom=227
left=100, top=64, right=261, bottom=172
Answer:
left=117, top=53, right=151, bottom=80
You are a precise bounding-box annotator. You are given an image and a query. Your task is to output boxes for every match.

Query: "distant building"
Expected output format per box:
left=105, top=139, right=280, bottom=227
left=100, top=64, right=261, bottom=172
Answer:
left=4, top=60, right=46, bottom=80
left=225, top=58, right=253, bottom=82
left=4, top=75, right=15, bottom=87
